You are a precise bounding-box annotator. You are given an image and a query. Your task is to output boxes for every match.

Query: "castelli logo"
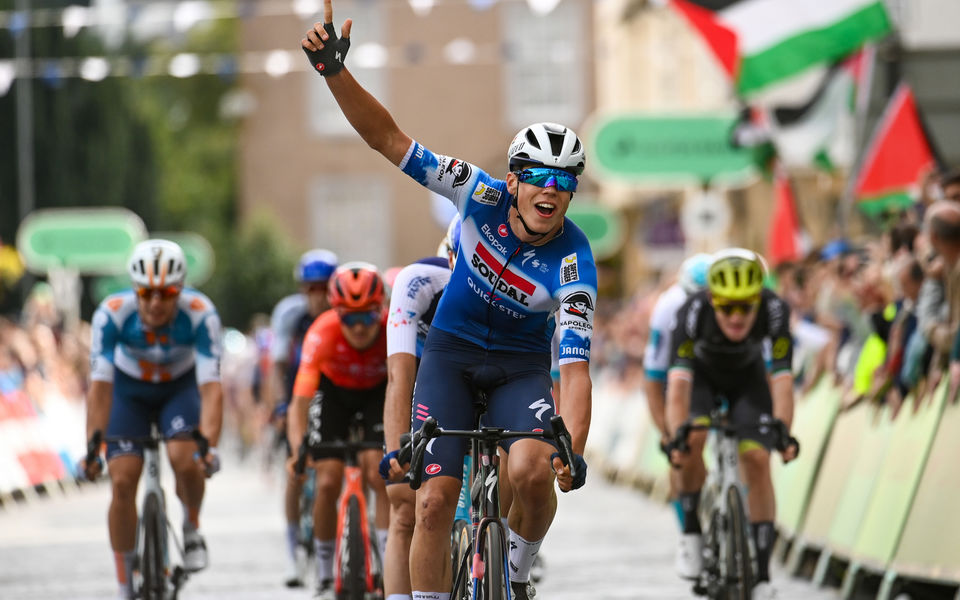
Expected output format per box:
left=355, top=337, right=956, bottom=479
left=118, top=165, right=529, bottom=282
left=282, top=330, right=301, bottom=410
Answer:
left=498, top=224, right=508, bottom=237
left=533, top=428, right=543, bottom=433
left=317, top=63, right=325, bottom=71
left=426, top=464, right=442, bottom=475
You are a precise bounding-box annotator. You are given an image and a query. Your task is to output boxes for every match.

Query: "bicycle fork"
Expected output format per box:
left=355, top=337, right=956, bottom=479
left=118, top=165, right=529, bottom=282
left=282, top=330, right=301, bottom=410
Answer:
left=334, top=467, right=375, bottom=594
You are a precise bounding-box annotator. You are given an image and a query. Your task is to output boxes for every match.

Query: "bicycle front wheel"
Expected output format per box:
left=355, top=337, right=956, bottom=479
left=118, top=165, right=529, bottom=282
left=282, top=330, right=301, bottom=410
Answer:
left=724, top=486, right=753, bottom=600
left=140, top=493, right=167, bottom=600
left=338, top=495, right=368, bottom=600
left=450, top=519, right=472, bottom=600
left=478, top=524, right=508, bottom=600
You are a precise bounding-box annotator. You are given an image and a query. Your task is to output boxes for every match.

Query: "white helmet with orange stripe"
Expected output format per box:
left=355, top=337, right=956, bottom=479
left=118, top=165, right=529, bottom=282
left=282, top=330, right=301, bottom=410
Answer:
left=128, top=239, right=188, bottom=288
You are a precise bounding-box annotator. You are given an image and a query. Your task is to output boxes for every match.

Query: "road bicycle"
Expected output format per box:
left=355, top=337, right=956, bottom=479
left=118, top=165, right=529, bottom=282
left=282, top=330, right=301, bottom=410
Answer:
left=671, top=399, right=797, bottom=600
left=408, top=408, right=575, bottom=600
left=295, top=412, right=384, bottom=600
left=85, top=425, right=210, bottom=600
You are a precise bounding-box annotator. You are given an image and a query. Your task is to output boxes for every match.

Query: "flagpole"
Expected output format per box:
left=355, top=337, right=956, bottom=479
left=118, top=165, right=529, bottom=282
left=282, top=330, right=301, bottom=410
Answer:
left=839, top=44, right=877, bottom=234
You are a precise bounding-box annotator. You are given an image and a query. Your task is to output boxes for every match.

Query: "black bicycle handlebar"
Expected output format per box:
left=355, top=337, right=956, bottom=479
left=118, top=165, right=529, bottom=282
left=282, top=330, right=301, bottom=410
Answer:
left=407, top=415, right=575, bottom=490
left=85, top=430, right=103, bottom=466
left=670, top=418, right=799, bottom=457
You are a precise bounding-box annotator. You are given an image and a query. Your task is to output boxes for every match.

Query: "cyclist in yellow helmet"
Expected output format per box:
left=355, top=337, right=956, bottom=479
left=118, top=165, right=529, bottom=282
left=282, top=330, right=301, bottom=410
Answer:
left=665, top=248, right=799, bottom=600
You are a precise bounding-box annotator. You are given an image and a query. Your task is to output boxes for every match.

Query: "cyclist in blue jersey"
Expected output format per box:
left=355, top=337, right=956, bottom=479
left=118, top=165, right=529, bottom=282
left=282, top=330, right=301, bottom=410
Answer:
left=80, top=239, right=223, bottom=600
left=269, top=249, right=338, bottom=587
left=302, top=4, right=595, bottom=598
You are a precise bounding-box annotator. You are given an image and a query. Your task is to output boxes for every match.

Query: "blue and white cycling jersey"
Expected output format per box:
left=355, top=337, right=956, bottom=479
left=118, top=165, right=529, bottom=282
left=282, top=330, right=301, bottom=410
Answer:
left=90, top=289, right=222, bottom=385
left=386, top=257, right=451, bottom=359
left=400, top=141, right=596, bottom=363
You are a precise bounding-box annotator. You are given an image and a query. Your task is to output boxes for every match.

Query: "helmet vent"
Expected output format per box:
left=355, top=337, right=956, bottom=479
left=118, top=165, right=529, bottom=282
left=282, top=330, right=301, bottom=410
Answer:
left=548, top=131, right=565, bottom=157
left=525, top=129, right=540, bottom=149
left=733, top=269, right=741, bottom=287
left=138, top=259, right=146, bottom=274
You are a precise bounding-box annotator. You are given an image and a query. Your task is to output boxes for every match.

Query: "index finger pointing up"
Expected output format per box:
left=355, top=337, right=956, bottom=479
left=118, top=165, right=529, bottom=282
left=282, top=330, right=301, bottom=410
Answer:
left=324, top=0, right=334, bottom=24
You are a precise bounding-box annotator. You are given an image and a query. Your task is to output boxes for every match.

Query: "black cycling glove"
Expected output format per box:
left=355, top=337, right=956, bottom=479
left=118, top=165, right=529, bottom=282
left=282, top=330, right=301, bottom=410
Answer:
left=552, top=452, right=588, bottom=490
left=302, top=22, right=350, bottom=76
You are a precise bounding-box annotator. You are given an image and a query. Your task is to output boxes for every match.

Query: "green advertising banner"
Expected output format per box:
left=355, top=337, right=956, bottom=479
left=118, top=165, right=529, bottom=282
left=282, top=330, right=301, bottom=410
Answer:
left=152, top=232, right=215, bottom=286
left=16, top=208, right=146, bottom=275
left=588, top=113, right=758, bottom=186
left=565, top=203, right=625, bottom=261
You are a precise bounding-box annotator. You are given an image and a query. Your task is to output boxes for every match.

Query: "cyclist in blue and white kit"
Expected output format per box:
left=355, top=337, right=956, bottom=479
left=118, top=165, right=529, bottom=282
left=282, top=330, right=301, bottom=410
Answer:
left=268, top=249, right=338, bottom=588
left=644, top=254, right=712, bottom=531
left=81, top=239, right=223, bottom=600
left=380, top=217, right=457, bottom=600
left=302, top=5, right=596, bottom=598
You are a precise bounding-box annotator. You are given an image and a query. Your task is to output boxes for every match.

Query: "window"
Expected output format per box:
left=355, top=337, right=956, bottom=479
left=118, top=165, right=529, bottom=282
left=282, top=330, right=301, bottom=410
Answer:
left=309, top=175, right=392, bottom=268
left=307, top=0, right=387, bottom=136
left=501, top=0, right=586, bottom=129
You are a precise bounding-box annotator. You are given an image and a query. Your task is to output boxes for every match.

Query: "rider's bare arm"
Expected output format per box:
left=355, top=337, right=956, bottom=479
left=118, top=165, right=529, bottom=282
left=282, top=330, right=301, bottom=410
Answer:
left=770, top=372, right=794, bottom=432
left=384, top=353, right=416, bottom=453
left=86, top=380, right=113, bottom=442
left=199, top=381, right=223, bottom=447
left=558, top=360, right=591, bottom=455
left=665, top=370, right=693, bottom=437
left=302, top=2, right=412, bottom=166
left=287, top=393, right=311, bottom=457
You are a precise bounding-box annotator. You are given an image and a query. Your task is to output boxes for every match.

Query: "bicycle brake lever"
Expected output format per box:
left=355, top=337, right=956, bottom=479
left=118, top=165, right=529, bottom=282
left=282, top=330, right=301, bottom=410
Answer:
left=549, top=415, right=577, bottom=481
left=397, top=432, right=413, bottom=466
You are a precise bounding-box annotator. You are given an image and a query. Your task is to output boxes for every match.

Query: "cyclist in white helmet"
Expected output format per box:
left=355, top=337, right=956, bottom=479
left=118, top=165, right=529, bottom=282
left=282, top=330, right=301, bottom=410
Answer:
left=643, top=254, right=712, bottom=531
left=80, top=239, right=223, bottom=600
left=379, top=217, right=457, bottom=600
left=301, top=4, right=597, bottom=599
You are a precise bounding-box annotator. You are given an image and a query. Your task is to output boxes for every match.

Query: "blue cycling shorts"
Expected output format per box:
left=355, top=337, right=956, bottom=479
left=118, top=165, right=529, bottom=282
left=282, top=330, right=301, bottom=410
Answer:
left=106, top=369, right=201, bottom=460
left=412, top=329, right=557, bottom=483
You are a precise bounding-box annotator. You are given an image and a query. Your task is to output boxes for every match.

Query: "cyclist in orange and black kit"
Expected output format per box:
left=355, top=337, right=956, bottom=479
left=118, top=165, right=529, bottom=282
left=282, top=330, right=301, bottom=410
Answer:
left=286, top=262, right=389, bottom=600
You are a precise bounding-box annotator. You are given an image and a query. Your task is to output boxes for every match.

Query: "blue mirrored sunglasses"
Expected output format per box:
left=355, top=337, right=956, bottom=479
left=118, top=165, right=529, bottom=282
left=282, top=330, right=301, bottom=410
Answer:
left=516, top=167, right=579, bottom=192
left=340, top=309, right=380, bottom=327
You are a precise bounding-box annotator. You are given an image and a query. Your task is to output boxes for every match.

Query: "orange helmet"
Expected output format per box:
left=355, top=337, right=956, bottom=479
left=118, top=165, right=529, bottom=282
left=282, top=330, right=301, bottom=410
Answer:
left=328, top=262, right=385, bottom=311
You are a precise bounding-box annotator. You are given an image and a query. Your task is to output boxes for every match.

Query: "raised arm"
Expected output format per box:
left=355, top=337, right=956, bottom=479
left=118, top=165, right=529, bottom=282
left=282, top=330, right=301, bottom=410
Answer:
left=301, top=0, right=412, bottom=165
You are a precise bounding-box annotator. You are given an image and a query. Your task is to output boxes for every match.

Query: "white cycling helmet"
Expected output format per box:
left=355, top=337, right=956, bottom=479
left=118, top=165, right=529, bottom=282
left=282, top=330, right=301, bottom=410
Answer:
left=508, top=122, right=586, bottom=175
left=437, top=214, right=463, bottom=259
left=128, top=239, right=187, bottom=288
left=678, top=253, right=713, bottom=295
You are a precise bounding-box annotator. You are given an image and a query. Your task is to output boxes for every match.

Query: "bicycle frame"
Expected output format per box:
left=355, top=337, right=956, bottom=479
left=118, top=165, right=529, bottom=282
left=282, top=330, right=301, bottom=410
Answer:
left=334, top=451, right=378, bottom=596
left=409, top=414, right=575, bottom=600
left=295, top=415, right=384, bottom=599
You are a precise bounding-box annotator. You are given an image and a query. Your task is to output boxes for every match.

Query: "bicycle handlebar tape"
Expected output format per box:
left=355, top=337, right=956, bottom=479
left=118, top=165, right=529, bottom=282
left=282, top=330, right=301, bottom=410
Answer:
left=302, top=22, right=350, bottom=76
left=549, top=415, right=577, bottom=480
left=191, top=429, right=210, bottom=460
left=409, top=417, right=439, bottom=491
left=85, top=430, right=103, bottom=464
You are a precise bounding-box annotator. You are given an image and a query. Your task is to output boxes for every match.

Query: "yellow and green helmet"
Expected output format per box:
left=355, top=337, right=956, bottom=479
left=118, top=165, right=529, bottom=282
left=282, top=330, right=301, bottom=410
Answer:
left=707, top=248, right=766, bottom=301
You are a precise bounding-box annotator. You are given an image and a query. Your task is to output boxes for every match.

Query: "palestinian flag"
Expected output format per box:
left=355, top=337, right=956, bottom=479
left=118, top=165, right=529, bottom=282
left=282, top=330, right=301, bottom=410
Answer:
left=854, top=83, right=937, bottom=216
left=765, top=50, right=871, bottom=170
left=671, top=0, right=892, bottom=96
left=767, top=164, right=807, bottom=266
